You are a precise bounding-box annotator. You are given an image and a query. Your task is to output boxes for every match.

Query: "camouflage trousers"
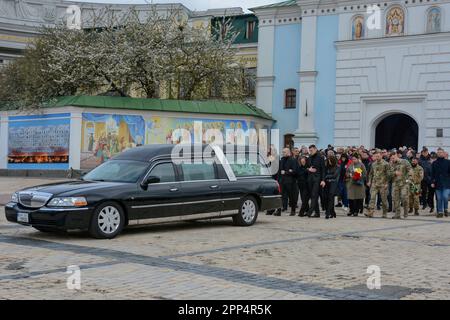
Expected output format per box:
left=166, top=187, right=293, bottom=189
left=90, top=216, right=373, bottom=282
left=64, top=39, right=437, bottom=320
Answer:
left=409, top=191, right=421, bottom=210
left=368, top=185, right=388, bottom=216
left=392, top=183, right=409, bottom=217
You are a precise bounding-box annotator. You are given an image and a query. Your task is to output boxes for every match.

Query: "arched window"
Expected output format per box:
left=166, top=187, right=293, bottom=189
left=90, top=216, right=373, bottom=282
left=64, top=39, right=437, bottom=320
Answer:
left=352, top=15, right=365, bottom=40
left=284, top=89, right=296, bottom=109
left=385, top=6, right=405, bottom=36
left=426, top=7, right=441, bottom=33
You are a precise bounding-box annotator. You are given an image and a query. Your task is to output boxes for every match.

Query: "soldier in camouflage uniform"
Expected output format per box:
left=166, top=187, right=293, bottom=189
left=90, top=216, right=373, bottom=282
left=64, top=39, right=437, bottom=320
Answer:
left=390, top=151, right=413, bottom=219
left=366, top=150, right=390, bottom=218
left=409, top=157, right=424, bottom=215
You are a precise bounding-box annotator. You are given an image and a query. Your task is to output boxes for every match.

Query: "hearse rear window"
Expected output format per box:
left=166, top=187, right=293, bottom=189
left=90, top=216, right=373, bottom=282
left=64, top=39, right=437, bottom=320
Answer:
left=229, top=154, right=271, bottom=177
left=181, top=163, right=216, bottom=181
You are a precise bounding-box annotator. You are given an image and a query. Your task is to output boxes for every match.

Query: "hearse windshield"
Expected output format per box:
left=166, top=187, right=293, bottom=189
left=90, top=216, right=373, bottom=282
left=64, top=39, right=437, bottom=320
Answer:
left=83, top=160, right=149, bottom=183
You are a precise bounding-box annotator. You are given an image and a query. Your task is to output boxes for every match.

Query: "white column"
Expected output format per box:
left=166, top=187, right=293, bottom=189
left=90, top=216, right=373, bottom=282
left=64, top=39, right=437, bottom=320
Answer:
left=69, top=112, right=82, bottom=170
left=294, top=12, right=319, bottom=146
left=255, top=14, right=276, bottom=115
left=0, top=112, right=8, bottom=169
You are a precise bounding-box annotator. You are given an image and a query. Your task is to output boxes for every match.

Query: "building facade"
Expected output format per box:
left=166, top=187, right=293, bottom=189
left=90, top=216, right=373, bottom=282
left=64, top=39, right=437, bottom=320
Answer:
left=252, top=0, right=450, bottom=150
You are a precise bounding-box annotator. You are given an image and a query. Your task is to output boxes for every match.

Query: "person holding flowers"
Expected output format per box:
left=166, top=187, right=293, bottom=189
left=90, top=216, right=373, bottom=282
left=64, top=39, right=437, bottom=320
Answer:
left=346, top=153, right=367, bottom=216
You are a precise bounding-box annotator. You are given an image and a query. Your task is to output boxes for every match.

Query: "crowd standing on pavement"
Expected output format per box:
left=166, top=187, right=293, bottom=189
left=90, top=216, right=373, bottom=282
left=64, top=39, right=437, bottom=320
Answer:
left=268, top=144, right=450, bottom=220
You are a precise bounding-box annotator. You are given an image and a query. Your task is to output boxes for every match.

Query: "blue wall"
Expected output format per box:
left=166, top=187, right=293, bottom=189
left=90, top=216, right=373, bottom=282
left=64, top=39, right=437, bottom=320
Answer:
left=314, top=15, right=338, bottom=148
left=272, top=23, right=301, bottom=148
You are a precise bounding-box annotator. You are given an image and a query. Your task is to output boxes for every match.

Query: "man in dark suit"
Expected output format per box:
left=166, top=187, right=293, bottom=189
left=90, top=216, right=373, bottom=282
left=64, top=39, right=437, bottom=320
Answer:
left=278, top=148, right=298, bottom=216
left=306, top=145, right=326, bottom=218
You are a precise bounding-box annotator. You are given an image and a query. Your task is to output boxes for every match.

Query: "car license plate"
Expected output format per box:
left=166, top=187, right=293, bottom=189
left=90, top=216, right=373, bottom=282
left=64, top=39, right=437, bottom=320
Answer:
left=17, top=212, right=29, bottom=223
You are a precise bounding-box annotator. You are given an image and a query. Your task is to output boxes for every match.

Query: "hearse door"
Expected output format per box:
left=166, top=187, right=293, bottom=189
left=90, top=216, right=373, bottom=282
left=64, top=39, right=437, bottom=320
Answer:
left=132, top=162, right=182, bottom=219
left=177, top=160, right=223, bottom=216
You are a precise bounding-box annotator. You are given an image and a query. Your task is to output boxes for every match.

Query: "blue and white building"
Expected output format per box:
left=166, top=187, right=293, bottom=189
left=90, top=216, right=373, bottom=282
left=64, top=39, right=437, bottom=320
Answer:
left=252, top=0, right=450, bottom=150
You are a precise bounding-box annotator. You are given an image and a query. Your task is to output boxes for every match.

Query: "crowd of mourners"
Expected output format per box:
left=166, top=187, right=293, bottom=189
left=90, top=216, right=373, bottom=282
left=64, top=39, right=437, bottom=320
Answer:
left=267, top=144, right=450, bottom=220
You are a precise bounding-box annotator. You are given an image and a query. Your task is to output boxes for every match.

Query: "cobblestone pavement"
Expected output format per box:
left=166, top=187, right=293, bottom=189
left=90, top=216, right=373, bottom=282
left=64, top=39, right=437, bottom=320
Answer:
left=1, top=177, right=450, bottom=300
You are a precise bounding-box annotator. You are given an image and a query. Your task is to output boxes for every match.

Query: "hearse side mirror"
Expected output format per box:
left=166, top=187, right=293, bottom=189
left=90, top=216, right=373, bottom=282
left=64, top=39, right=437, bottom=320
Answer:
left=141, top=176, right=160, bottom=189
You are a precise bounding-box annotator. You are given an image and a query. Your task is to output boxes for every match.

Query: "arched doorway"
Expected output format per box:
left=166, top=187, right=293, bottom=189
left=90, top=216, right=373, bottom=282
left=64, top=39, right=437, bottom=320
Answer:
left=375, top=113, right=418, bottom=150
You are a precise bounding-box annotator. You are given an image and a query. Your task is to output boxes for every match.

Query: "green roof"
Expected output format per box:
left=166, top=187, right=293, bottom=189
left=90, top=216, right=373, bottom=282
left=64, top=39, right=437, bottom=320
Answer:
left=39, top=96, right=273, bottom=121
left=250, top=0, right=298, bottom=11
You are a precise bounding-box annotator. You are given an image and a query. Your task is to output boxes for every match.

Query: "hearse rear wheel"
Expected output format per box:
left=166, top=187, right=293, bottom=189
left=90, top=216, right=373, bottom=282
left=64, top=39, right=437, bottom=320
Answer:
left=89, top=202, right=125, bottom=239
left=233, top=196, right=258, bottom=226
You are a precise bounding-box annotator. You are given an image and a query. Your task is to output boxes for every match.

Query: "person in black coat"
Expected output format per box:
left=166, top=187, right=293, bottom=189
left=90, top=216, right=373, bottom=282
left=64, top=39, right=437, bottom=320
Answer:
left=278, top=148, right=298, bottom=216
left=323, top=155, right=340, bottom=219
left=296, top=156, right=310, bottom=216
left=305, top=145, right=326, bottom=218
left=420, top=150, right=434, bottom=212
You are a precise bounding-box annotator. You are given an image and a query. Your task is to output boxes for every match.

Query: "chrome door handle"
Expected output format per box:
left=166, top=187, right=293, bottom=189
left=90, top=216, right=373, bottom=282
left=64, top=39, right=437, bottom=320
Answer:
left=210, top=185, right=219, bottom=189
left=169, top=188, right=178, bottom=192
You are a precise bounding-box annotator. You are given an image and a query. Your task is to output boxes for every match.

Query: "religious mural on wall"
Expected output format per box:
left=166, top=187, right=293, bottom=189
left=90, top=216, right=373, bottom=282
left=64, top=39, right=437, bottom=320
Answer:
left=80, top=113, right=146, bottom=169
left=386, top=6, right=405, bottom=36
left=7, top=113, right=70, bottom=169
left=352, top=15, right=365, bottom=40
left=80, top=112, right=262, bottom=169
left=427, top=7, right=441, bottom=33
left=145, top=117, right=250, bottom=146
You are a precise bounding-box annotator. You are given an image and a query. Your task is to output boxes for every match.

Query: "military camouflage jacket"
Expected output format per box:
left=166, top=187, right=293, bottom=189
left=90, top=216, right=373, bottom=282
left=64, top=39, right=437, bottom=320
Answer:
left=369, top=159, right=390, bottom=187
left=410, top=165, right=424, bottom=185
left=390, top=159, right=413, bottom=185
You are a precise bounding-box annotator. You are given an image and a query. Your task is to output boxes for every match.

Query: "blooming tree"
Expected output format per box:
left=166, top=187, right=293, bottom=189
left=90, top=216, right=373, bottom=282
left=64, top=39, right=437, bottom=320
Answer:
left=0, top=6, right=251, bottom=108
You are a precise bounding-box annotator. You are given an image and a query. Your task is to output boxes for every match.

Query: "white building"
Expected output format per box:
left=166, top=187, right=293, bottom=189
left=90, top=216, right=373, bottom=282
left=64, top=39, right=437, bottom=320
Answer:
left=252, top=0, right=450, bottom=150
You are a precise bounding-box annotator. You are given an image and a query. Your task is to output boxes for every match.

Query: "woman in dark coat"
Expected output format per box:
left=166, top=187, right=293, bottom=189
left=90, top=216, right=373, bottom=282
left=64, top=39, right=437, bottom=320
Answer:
left=346, top=153, right=367, bottom=216
left=323, top=155, right=340, bottom=219
left=297, top=156, right=310, bottom=216
left=338, top=153, right=350, bottom=212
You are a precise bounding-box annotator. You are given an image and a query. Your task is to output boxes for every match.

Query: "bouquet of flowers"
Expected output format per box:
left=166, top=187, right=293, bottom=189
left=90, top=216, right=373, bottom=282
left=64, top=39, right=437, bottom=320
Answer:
left=352, top=167, right=364, bottom=185
left=408, top=179, right=421, bottom=196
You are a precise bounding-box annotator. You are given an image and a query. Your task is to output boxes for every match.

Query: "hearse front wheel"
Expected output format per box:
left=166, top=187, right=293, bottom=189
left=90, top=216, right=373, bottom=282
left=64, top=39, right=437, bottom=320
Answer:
left=233, top=196, right=258, bottom=226
left=89, top=202, right=125, bottom=239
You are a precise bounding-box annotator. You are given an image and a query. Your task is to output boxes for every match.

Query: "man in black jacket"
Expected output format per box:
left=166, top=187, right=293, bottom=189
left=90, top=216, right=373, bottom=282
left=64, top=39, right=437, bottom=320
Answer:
left=419, top=148, right=433, bottom=211
left=305, top=145, right=326, bottom=218
left=278, top=148, right=298, bottom=216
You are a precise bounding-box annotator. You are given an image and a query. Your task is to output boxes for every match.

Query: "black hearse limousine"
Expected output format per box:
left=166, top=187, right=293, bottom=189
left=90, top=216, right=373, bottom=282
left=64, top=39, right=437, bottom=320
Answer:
left=5, top=144, right=282, bottom=239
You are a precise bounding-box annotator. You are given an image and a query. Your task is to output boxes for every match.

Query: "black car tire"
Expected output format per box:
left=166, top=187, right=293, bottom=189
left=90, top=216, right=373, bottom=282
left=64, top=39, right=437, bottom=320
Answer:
left=33, top=226, right=58, bottom=233
left=89, top=202, right=125, bottom=239
left=233, top=196, right=259, bottom=226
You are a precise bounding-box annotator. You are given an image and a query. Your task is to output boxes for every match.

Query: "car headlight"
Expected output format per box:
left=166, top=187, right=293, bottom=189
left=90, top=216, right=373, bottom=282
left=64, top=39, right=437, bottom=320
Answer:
left=48, top=197, right=88, bottom=207
left=11, top=192, right=19, bottom=203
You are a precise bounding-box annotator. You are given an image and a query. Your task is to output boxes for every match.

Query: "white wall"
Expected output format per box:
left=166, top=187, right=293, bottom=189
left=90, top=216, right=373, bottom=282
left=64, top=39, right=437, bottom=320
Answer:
left=334, top=33, right=450, bottom=149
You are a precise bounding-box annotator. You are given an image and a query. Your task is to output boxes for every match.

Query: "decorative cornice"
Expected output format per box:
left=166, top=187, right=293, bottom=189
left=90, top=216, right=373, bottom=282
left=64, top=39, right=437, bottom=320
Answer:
left=335, top=31, right=450, bottom=49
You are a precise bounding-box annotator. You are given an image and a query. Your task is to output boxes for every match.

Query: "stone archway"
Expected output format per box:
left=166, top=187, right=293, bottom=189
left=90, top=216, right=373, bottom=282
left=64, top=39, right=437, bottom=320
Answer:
left=374, top=113, right=418, bottom=150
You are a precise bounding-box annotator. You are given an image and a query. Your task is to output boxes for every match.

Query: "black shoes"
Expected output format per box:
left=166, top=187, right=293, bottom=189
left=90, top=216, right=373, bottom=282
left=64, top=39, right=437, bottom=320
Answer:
left=289, top=210, right=296, bottom=216
left=274, top=208, right=282, bottom=216
left=445, top=211, right=449, bottom=217
left=430, top=208, right=434, bottom=213
left=335, top=203, right=343, bottom=208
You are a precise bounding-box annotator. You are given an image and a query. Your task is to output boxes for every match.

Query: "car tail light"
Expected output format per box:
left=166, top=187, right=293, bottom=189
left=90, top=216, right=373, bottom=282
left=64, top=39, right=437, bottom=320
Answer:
left=276, top=181, right=281, bottom=194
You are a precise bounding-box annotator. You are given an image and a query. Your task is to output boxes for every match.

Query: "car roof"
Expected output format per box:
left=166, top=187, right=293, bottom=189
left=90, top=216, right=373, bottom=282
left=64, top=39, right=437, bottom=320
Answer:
left=112, top=144, right=261, bottom=162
